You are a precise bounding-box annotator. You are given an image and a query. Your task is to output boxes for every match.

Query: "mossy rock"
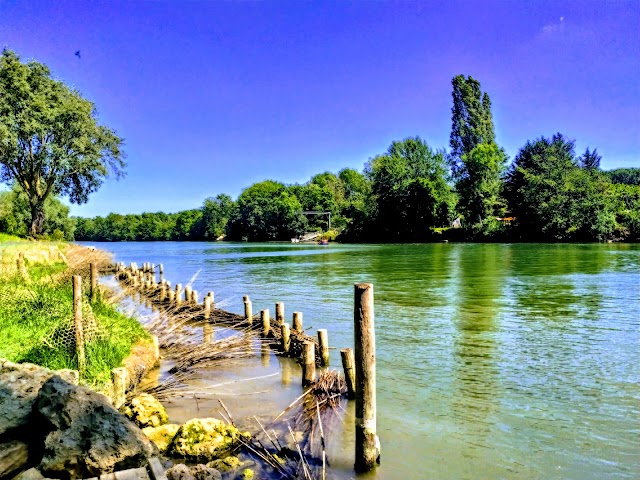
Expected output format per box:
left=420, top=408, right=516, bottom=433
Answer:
left=169, top=418, right=241, bottom=461
left=121, top=393, right=168, bottom=428
left=239, top=469, right=254, bottom=480
left=207, top=455, right=241, bottom=472
left=142, top=423, right=180, bottom=453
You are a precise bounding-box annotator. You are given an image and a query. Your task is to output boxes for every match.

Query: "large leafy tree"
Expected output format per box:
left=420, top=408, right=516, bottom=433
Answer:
left=227, top=180, right=307, bottom=241
left=201, top=194, right=236, bottom=240
left=0, top=50, right=125, bottom=236
left=505, top=134, right=616, bottom=241
left=366, top=137, right=455, bottom=241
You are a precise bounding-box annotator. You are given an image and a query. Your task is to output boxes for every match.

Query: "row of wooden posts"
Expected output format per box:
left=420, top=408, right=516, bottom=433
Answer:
left=110, top=260, right=379, bottom=473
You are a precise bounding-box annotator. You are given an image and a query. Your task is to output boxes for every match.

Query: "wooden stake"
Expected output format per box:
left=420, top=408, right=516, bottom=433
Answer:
left=341, top=348, right=356, bottom=399
left=302, top=341, right=316, bottom=387
left=90, top=263, right=98, bottom=302
left=168, top=289, right=175, bottom=304
left=276, top=302, right=285, bottom=325
left=160, top=283, right=167, bottom=302
left=354, top=282, right=378, bottom=472
left=175, top=284, right=182, bottom=305
left=244, top=298, right=253, bottom=325
left=292, top=312, right=303, bottom=332
left=111, top=367, right=127, bottom=409
left=192, top=290, right=198, bottom=304
left=184, top=285, right=192, bottom=304
left=72, top=275, right=86, bottom=374
left=281, top=323, right=291, bottom=354
left=318, top=329, right=330, bottom=366
left=261, top=309, right=270, bottom=337
left=204, top=295, right=211, bottom=320
left=208, top=291, right=215, bottom=308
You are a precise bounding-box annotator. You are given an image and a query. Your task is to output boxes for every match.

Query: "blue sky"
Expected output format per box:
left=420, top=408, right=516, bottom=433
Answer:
left=1, top=0, right=638, bottom=217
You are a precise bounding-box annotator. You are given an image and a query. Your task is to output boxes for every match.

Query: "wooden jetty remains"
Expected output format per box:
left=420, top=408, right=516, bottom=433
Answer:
left=102, top=260, right=381, bottom=473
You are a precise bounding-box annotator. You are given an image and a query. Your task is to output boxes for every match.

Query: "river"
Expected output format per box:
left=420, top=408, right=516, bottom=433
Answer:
left=90, top=241, right=640, bottom=479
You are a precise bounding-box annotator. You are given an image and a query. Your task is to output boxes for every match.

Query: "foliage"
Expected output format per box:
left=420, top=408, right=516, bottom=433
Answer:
left=449, top=75, right=495, bottom=176
left=578, top=148, right=602, bottom=171
left=227, top=180, right=307, bottom=241
left=505, top=134, right=617, bottom=241
left=0, top=50, right=125, bottom=236
left=456, top=142, right=508, bottom=233
left=202, top=194, right=235, bottom=240
left=365, top=137, right=455, bottom=241
left=0, top=185, right=75, bottom=239
left=605, top=167, right=640, bottom=185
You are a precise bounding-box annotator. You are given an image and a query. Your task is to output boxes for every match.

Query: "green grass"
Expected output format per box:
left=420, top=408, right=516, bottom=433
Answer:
left=0, top=257, right=148, bottom=388
left=0, top=232, right=26, bottom=242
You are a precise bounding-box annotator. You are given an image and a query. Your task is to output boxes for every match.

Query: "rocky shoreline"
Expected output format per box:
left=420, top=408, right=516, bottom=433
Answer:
left=0, top=360, right=259, bottom=480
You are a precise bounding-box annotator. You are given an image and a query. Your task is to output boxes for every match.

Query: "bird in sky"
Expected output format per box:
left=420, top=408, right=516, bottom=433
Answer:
left=75, top=50, right=81, bottom=59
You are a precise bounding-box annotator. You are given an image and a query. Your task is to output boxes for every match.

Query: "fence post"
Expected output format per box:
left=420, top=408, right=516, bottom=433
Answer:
left=111, top=367, right=127, bottom=409
left=341, top=348, right=356, bottom=399
left=318, top=329, right=330, bottom=366
left=90, top=262, right=98, bottom=302
left=281, top=323, right=291, bottom=354
left=276, top=302, right=285, bottom=325
left=354, top=282, right=378, bottom=472
left=261, top=309, right=270, bottom=337
left=244, top=296, right=253, bottom=325
left=302, top=341, right=316, bottom=387
left=292, top=312, right=303, bottom=332
left=72, top=275, right=86, bottom=374
left=204, top=295, right=211, bottom=320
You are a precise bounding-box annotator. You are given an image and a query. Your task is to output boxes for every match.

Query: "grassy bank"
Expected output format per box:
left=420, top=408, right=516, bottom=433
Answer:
left=0, top=241, right=148, bottom=387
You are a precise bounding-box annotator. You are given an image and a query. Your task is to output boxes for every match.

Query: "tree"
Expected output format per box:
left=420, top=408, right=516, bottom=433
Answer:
left=201, top=194, right=235, bottom=240
left=505, top=134, right=616, bottom=241
left=0, top=50, right=125, bottom=236
left=227, top=180, right=306, bottom=241
left=0, top=185, right=75, bottom=239
left=579, top=148, right=601, bottom=171
left=457, top=142, right=507, bottom=229
left=366, top=137, right=455, bottom=241
left=605, top=167, right=640, bottom=185
left=449, top=75, right=495, bottom=177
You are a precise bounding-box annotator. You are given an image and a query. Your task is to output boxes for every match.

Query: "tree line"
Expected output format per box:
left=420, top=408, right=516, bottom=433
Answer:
left=0, top=50, right=638, bottom=243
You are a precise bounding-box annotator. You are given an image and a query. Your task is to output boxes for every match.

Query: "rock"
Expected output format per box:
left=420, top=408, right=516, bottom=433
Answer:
left=169, top=418, right=241, bottom=461
left=0, top=360, right=78, bottom=439
left=12, top=467, right=45, bottom=480
left=35, top=375, right=157, bottom=478
left=206, top=456, right=241, bottom=472
left=142, top=424, right=180, bottom=453
left=166, top=464, right=194, bottom=480
left=121, top=393, right=168, bottom=428
left=189, top=465, right=221, bottom=480
left=239, top=469, right=254, bottom=480
left=0, top=440, right=29, bottom=478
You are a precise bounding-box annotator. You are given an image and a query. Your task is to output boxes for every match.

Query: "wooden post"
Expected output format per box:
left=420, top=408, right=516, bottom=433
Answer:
left=111, top=367, right=127, bottom=409
left=204, top=295, right=211, bottom=320
left=292, top=312, right=303, bottom=332
left=192, top=290, right=198, bottom=304
left=208, top=291, right=215, bottom=308
left=276, top=302, right=285, bottom=325
left=17, top=252, right=25, bottom=274
left=281, top=323, right=291, bottom=354
left=72, top=275, right=86, bottom=374
left=261, top=309, right=270, bottom=337
left=168, top=289, right=175, bottom=304
left=244, top=297, right=253, bottom=325
left=318, top=329, right=330, bottom=366
left=175, top=284, right=182, bottom=305
left=90, top=262, right=98, bottom=301
left=302, top=341, right=316, bottom=387
left=160, top=283, right=167, bottom=302
left=341, top=348, right=356, bottom=399
left=354, top=282, right=378, bottom=472
left=184, top=285, right=192, bottom=304
left=159, top=263, right=164, bottom=282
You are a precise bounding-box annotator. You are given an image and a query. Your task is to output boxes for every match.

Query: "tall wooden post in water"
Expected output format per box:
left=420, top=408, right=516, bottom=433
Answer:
left=72, top=276, right=86, bottom=374
left=354, top=282, right=378, bottom=472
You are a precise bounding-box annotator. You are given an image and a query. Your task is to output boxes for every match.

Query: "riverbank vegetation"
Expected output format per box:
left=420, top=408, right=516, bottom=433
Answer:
left=1, top=50, right=638, bottom=243
left=0, top=242, right=148, bottom=387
